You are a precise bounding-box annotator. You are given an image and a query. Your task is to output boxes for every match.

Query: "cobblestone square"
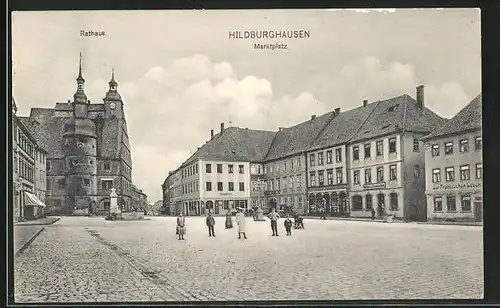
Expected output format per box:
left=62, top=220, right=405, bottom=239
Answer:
left=14, top=216, right=483, bottom=302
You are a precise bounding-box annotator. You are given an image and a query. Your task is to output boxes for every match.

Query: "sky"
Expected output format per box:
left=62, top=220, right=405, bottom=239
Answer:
left=11, top=8, right=481, bottom=203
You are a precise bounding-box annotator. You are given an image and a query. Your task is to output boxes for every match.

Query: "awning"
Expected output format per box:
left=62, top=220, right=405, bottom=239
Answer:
left=24, top=192, right=46, bottom=207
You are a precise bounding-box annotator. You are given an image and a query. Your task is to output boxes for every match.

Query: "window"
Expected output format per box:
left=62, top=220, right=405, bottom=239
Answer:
left=327, top=169, right=334, bottom=185
left=217, top=164, right=222, bottom=173
left=290, top=196, right=295, bottom=208
left=475, top=136, right=482, bottom=151
left=297, top=175, right=302, bottom=188
left=336, top=167, right=343, bottom=184
left=335, top=148, right=342, bottom=162
left=58, top=179, right=65, bottom=189
left=206, top=182, right=212, bottom=191
left=461, top=195, right=472, bottom=212
left=83, top=178, right=90, bottom=186
left=445, top=167, right=455, bottom=182
left=413, top=138, right=419, bottom=152
left=445, top=142, right=453, bottom=155
left=318, top=152, right=324, bottom=165
left=104, top=201, right=110, bottom=210
left=239, top=165, right=244, bottom=174
left=309, top=172, right=316, bottom=187
left=318, top=171, right=325, bottom=186
left=364, top=144, right=371, bottom=159
left=195, top=164, right=198, bottom=174
left=298, top=197, right=303, bottom=209
left=446, top=195, right=456, bottom=212
left=413, top=165, right=420, bottom=179
left=309, top=154, right=315, bottom=167
left=46, top=161, right=51, bottom=171
left=353, top=146, right=359, bottom=160
left=460, top=165, right=470, bottom=180
left=476, top=163, right=482, bottom=179
left=432, top=169, right=441, bottom=183
left=229, top=182, right=234, bottom=191
left=47, top=179, right=52, bottom=190
left=376, top=141, right=384, bottom=156
left=217, top=182, right=223, bottom=191
left=353, top=170, right=360, bottom=185
left=459, top=139, right=469, bottom=153
left=101, top=180, right=113, bottom=189
left=364, top=169, right=372, bottom=183
left=434, top=197, right=443, bottom=212
left=326, top=151, right=333, bottom=164
left=390, top=193, right=398, bottom=211
left=283, top=161, right=287, bottom=170
left=376, top=166, right=384, bottom=182
left=236, top=182, right=243, bottom=192
left=389, top=164, right=397, bottom=181
left=289, top=176, right=294, bottom=189
left=104, top=162, right=111, bottom=171
left=352, top=195, right=363, bottom=211
left=431, top=144, right=440, bottom=157
left=366, top=194, right=373, bottom=210
left=270, top=180, right=275, bottom=190
left=276, top=179, right=280, bottom=190
left=205, top=164, right=211, bottom=173
left=228, top=164, right=234, bottom=173
left=297, top=157, right=301, bottom=168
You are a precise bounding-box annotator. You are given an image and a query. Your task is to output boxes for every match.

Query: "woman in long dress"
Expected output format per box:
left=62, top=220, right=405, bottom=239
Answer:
left=176, top=213, right=186, bottom=240
left=225, top=209, right=233, bottom=229
left=235, top=208, right=247, bottom=239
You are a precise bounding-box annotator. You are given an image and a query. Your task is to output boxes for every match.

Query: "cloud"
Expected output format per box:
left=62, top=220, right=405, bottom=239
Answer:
left=86, top=54, right=473, bottom=203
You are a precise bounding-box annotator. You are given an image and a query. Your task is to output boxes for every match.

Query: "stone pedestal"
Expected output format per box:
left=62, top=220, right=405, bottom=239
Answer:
left=108, top=188, right=121, bottom=220
left=255, top=207, right=265, bottom=221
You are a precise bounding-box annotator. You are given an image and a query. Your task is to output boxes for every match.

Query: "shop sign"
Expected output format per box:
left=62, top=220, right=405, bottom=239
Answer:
left=432, top=182, right=481, bottom=190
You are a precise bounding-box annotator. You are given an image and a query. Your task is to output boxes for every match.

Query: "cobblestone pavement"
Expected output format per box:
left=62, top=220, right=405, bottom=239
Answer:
left=14, top=216, right=483, bottom=302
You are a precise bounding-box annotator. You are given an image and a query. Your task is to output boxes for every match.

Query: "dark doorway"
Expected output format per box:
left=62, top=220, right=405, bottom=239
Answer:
left=206, top=200, right=214, bottom=214
left=474, top=202, right=482, bottom=222
left=339, top=192, right=348, bottom=216
left=377, top=193, right=385, bottom=217
left=268, top=198, right=277, bottom=213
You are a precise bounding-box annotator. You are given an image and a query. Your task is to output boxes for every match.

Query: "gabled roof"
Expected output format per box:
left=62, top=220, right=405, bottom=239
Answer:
left=180, top=127, right=277, bottom=168
left=422, top=94, right=481, bottom=141
left=19, top=115, right=68, bottom=157
left=264, top=111, right=335, bottom=161
left=349, top=94, right=447, bottom=143
left=308, top=103, right=378, bottom=151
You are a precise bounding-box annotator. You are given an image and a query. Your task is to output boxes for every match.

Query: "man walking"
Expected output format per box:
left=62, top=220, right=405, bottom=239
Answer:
left=206, top=212, right=216, bottom=237
left=268, top=208, right=280, bottom=236
left=235, top=207, right=247, bottom=239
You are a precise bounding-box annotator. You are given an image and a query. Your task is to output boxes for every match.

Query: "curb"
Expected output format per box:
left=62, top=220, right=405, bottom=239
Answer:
left=15, top=217, right=61, bottom=226
left=15, top=227, right=45, bottom=258
left=305, top=216, right=482, bottom=226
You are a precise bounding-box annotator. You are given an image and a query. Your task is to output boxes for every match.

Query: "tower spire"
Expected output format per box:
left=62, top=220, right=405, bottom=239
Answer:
left=73, top=53, right=87, bottom=104
left=105, top=68, right=121, bottom=101
left=78, top=52, right=83, bottom=79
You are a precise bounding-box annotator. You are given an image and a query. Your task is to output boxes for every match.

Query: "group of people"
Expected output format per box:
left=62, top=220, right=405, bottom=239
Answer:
left=175, top=208, right=304, bottom=240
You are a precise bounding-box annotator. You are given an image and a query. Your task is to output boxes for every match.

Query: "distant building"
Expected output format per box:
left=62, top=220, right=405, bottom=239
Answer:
left=12, top=98, right=48, bottom=221
left=347, top=86, right=446, bottom=221
left=422, top=94, right=482, bottom=222
left=152, top=200, right=163, bottom=215
left=19, top=56, right=134, bottom=215
left=131, top=185, right=148, bottom=212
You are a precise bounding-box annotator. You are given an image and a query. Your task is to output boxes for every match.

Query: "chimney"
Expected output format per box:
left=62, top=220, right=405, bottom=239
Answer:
left=335, top=108, right=341, bottom=115
left=363, top=100, right=368, bottom=107
left=311, top=115, right=316, bottom=120
left=279, top=127, right=284, bottom=131
left=210, top=129, right=214, bottom=139
left=416, top=85, right=424, bottom=110
left=220, top=122, right=225, bottom=132
left=67, top=100, right=70, bottom=104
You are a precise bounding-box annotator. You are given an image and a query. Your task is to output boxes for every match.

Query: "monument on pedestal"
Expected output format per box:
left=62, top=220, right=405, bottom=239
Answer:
left=107, top=188, right=122, bottom=220
left=255, top=207, right=265, bottom=221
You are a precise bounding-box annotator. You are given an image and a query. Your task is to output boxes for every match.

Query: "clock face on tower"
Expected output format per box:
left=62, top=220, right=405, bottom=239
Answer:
left=110, top=102, right=116, bottom=109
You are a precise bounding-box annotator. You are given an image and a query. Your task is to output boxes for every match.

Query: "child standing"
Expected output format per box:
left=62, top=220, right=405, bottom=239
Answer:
left=284, top=215, right=293, bottom=236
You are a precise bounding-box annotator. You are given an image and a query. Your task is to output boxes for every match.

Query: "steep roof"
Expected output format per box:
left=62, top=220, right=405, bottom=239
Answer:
left=264, top=111, right=335, bottom=161
left=18, top=115, right=62, bottom=156
left=422, top=94, right=481, bottom=141
left=180, top=127, right=277, bottom=168
left=349, top=94, right=447, bottom=143
left=308, top=103, right=378, bottom=151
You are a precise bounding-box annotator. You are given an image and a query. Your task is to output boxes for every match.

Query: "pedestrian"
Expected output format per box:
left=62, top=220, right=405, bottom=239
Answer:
left=321, top=208, right=326, bottom=220
left=176, top=212, right=186, bottom=240
left=371, top=208, right=375, bottom=220
left=235, top=207, right=247, bottom=239
left=206, top=211, right=216, bottom=237
left=225, top=209, right=233, bottom=229
left=268, top=208, right=280, bottom=236
left=284, top=215, right=292, bottom=236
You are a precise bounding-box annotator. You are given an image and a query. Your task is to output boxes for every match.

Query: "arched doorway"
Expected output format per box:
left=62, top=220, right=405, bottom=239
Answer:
left=339, top=191, right=348, bottom=216
left=331, top=192, right=338, bottom=216
left=323, top=193, right=331, bottom=214
left=377, top=193, right=385, bottom=217
left=206, top=200, right=214, bottom=214
left=315, top=193, right=323, bottom=215
left=308, top=194, right=315, bottom=214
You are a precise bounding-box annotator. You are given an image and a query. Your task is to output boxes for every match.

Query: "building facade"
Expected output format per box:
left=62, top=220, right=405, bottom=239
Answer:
left=250, top=163, right=267, bottom=211
left=20, top=56, right=135, bottom=216
left=131, top=185, right=148, bottom=212
left=422, top=94, right=482, bottom=221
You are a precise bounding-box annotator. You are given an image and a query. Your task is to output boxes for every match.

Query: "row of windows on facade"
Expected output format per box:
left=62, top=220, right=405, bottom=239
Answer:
left=265, top=196, right=305, bottom=208
left=352, top=164, right=416, bottom=185
left=265, top=157, right=302, bottom=174
left=351, top=137, right=403, bottom=162
left=431, top=163, right=482, bottom=183
left=204, top=163, right=245, bottom=174
left=266, top=175, right=304, bottom=191
left=47, top=178, right=115, bottom=190
left=309, top=168, right=344, bottom=187
left=16, top=154, right=35, bottom=183
left=16, top=128, right=37, bottom=159
left=309, top=148, right=344, bottom=167
left=205, top=181, right=245, bottom=192
left=47, top=161, right=113, bottom=171
left=431, top=136, right=482, bottom=157
left=432, top=195, right=474, bottom=212
left=350, top=193, right=399, bottom=211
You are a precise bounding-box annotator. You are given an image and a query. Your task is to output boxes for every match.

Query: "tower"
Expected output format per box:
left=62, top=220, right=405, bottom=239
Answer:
left=62, top=53, right=98, bottom=211
left=104, top=69, right=123, bottom=119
